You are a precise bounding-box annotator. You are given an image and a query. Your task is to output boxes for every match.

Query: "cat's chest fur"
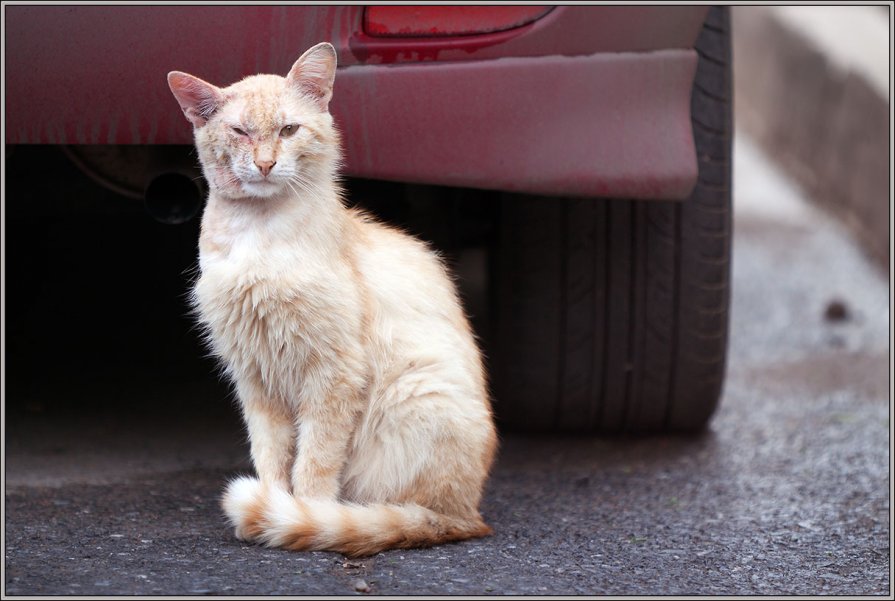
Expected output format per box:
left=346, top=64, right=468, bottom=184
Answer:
left=193, top=203, right=362, bottom=402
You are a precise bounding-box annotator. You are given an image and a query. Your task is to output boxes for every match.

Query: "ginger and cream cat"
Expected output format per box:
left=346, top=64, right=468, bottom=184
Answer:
left=167, top=43, right=497, bottom=556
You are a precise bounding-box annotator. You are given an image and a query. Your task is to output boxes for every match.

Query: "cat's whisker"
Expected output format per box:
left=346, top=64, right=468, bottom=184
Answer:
left=295, top=173, right=321, bottom=191
left=286, top=180, right=307, bottom=198
left=284, top=180, right=300, bottom=198
left=287, top=175, right=317, bottom=197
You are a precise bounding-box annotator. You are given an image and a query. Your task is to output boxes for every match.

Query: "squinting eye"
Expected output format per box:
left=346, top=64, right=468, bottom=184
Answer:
left=232, top=126, right=248, bottom=136
left=280, top=124, right=299, bottom=138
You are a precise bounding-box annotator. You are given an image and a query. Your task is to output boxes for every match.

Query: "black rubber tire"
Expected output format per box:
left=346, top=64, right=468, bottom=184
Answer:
left=490, top=7, right=732, bottom=434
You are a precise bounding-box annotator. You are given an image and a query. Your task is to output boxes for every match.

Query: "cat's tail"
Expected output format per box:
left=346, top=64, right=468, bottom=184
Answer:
left=221, top=476, right=492, bottom=557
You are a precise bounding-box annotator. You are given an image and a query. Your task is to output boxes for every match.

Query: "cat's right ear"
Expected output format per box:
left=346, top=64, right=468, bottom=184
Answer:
left=286, top=43, right=337, bottom=111
left=167, top=71, right=224, bottom=128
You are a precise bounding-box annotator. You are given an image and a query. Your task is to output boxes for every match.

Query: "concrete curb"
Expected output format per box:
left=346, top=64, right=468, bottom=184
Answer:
left=732, top=6, right=890, bottom=271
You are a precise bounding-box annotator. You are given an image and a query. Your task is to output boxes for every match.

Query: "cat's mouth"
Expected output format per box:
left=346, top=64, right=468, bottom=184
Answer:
left=243, top=178, right=277, bottom=186
left=240, top=178, right=282, bottom=198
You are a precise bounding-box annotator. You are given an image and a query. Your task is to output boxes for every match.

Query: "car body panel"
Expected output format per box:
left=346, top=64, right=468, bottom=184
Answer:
left=334, top=50, right=699, bottom=199
left=5, top=5, right=708, bottom=199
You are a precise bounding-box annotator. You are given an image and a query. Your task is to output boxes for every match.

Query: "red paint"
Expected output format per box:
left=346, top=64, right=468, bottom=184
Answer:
left=364, top=6, right=552, bottom=37
left=5, top=5, right=708, bottom=199
left=330, top=50, right=700, bottom=200
left=349, top=6, right=708, bottom=65
left=348, top=21, right=541, bottom=65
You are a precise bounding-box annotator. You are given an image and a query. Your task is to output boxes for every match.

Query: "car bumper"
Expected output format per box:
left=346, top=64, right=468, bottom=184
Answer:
left=333, top=49, right=699, bottom=200
left=5, top=5, right=705, bottom=199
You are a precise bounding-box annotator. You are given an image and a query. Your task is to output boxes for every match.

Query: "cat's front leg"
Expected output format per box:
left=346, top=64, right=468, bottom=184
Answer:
left=238, top=380, right=295, bottom=491
left=291, top=371, right=366, bottom=500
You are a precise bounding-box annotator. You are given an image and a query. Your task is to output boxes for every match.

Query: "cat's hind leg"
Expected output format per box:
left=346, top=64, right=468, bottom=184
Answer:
left=340, top=372, right=497, bottom=520
left=225, top=370, right=497, bottom=553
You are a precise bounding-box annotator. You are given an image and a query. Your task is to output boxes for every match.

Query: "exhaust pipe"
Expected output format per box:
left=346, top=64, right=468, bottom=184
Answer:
left=61, top=146, right=206, bottom=224
left=144, top=172, right=203, bottom=225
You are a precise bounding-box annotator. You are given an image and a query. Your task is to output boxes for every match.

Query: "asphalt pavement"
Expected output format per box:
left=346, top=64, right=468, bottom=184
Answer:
left=4, top=135, right=890, bottom=596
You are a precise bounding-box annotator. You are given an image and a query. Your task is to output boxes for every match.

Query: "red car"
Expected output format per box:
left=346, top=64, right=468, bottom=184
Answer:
left=5, top=5, right=731, bottom=433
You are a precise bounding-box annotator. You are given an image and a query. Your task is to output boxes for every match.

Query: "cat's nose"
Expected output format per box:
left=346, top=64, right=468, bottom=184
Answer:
left=255, top=159, right=276, bottom=177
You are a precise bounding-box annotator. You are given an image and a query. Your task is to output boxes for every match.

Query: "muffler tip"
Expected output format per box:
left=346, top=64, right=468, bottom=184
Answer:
left=145, top=172, right=202, bottom=224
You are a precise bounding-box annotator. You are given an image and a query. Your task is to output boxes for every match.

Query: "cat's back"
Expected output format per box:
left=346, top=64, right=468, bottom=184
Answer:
left=348, top=208, right=461, bottom=317
left=348, top=208, right=481, bottom=371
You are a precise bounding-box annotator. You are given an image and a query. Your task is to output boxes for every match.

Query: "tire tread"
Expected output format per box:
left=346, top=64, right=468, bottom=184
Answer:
left=492, top=7, right=731, bottom=433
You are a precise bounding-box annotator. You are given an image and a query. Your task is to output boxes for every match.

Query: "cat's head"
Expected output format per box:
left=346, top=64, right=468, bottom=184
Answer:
left=167, top=42, right=340, bottom=200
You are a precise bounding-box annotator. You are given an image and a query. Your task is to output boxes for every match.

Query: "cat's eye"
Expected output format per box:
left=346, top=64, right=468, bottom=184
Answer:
left=231, top=126, right=248, bottom=137
left=280, top=124, right=299, bottom=138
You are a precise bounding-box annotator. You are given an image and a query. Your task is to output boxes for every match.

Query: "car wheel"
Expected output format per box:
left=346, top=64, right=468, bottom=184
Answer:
left=490, top=7, right=732, bottom=433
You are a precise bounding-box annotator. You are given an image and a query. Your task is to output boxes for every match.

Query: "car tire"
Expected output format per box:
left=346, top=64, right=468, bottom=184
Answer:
left=490, top=7, right=732, bottom=433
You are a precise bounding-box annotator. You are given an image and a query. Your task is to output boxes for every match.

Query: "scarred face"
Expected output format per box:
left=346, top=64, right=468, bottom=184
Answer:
left=167, top=43, right=340, bottom=201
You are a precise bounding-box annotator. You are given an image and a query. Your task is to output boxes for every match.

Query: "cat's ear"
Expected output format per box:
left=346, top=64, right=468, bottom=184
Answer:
left=286, top=42, right=337, bottom=111
left=167, top=71, right=224, bottom=128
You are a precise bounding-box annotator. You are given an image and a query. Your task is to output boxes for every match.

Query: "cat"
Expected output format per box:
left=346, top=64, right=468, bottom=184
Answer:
left=167, top=42, right=498, bottom=556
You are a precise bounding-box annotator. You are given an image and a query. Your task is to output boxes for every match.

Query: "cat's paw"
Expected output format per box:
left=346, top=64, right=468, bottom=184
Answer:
left=221, top=475, right=266, bottom=542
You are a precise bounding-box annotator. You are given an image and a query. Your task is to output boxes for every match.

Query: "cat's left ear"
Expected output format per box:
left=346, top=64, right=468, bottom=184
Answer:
left=286, top=42, right=337, bottom=111
left=167, top=71, right=224, bottom=128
